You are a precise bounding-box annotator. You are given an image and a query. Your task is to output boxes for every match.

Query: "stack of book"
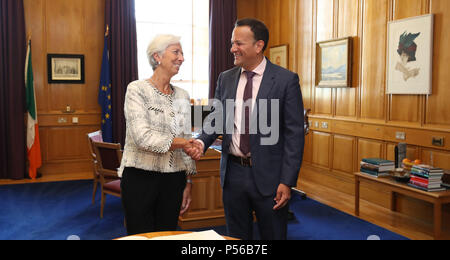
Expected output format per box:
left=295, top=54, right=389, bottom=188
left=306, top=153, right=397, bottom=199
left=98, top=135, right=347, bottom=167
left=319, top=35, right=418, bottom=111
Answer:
left=360, top=158, right=395, bottom=177
left=442, top=170, right=450, bottom=189
left=408, top=164, right=445, bottom=192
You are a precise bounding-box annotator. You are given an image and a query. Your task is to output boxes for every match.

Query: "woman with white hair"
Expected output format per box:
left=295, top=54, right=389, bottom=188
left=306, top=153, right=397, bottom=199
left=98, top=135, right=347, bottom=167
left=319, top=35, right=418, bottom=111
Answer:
left=119, top=34, right=202, bottom=235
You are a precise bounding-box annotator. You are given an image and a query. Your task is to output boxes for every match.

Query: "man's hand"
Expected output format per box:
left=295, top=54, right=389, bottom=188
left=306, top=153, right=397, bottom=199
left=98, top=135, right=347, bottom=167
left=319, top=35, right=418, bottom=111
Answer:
left=273, top=183, right=291, bottom=210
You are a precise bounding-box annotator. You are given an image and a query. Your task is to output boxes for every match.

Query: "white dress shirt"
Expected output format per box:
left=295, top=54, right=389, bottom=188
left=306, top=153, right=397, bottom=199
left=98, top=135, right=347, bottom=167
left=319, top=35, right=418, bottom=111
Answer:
left=229, top=57, right=267, bottom=158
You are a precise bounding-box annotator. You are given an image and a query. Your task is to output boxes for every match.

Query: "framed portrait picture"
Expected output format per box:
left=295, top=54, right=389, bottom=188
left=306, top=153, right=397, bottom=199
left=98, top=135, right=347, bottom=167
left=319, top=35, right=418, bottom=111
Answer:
left=269, top=44, right=288, bottom=69
left=316, top=37, right=352, bottom=88
left=386, top=14, right=434, bottom=95
left=47, top=54, right=85, bottom=84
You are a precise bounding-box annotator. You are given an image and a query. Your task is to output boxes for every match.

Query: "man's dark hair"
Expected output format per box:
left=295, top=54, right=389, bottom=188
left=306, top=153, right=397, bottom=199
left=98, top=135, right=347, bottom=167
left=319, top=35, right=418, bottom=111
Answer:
left=235, top=18, right=269, bottom=52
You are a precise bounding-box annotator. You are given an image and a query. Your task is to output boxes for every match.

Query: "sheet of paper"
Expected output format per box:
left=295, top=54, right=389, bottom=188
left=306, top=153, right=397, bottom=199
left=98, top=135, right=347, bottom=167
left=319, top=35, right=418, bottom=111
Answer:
left=150, top=230, right=225, bottom=240
left=116, top=235, right=149, bottom=240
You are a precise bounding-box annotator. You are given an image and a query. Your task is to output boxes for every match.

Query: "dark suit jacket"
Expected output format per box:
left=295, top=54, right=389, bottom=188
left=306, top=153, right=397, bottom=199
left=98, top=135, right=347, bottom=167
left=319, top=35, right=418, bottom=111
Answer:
left=198, top=59, right=304, bottom=197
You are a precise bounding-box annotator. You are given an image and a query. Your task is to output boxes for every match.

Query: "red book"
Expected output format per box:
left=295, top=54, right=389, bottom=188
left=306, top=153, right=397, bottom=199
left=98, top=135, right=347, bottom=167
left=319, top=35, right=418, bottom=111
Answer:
left=410, top=176, right=428, bottom=185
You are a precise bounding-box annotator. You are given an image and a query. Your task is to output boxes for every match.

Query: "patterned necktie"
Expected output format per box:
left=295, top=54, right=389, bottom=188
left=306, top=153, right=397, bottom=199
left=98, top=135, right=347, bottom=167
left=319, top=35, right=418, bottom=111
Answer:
left=239, top=71, right=256, bottom=156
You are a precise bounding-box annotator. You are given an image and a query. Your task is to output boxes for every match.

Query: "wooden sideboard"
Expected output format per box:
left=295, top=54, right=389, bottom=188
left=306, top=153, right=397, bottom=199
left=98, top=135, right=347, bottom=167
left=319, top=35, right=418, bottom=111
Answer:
left=354, top=172, right=450, bottom=240
left=178, top=148, right=225, bottom=229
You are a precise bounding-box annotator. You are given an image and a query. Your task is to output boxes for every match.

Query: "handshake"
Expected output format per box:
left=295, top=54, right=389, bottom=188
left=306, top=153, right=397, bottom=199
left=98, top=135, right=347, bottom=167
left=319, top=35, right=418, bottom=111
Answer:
left=182, top=139, right=204, bottom=161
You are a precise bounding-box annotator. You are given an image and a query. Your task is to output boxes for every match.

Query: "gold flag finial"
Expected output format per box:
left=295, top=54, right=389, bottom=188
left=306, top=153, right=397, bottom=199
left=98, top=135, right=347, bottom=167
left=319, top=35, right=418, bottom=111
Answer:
left=105, top=25, right=109, bottom=37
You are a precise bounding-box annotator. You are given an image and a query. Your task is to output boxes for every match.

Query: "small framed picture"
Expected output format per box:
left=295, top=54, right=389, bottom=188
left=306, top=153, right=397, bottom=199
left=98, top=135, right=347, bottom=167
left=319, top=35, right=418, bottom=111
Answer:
left=269, top=44, right=288, bottom=69
left=47, top=54, right=85, bottom=84
left=386, top=14, right=434, bottom=95
left=316, top=37, right=352, bottom=88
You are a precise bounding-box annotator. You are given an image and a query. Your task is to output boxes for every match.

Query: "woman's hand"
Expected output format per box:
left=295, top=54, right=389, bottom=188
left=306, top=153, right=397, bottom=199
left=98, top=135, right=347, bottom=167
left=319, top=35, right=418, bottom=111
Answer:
left=179, top=182, right=192, bottom=215
left=183, top=139, right=203, bottom=160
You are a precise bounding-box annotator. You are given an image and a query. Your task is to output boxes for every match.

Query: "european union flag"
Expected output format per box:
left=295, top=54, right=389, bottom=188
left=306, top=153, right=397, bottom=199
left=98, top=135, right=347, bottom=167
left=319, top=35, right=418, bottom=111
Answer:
left=98, top=36, right=113, bottom=142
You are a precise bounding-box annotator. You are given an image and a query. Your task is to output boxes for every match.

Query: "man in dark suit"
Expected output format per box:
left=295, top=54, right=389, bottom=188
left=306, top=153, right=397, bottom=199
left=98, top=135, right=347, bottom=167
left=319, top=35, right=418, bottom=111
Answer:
left=191, top=18, right=304, bottom=240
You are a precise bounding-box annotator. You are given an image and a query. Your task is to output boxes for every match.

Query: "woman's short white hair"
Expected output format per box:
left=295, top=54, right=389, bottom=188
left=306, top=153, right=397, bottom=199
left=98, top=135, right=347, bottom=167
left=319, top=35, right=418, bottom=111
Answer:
left=147, top=34, right=181, bottom=71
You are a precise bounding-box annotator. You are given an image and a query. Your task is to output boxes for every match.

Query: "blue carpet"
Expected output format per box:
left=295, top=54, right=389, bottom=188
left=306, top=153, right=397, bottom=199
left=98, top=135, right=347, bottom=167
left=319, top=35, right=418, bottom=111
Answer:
left=0, top=180, right=408, bottom=240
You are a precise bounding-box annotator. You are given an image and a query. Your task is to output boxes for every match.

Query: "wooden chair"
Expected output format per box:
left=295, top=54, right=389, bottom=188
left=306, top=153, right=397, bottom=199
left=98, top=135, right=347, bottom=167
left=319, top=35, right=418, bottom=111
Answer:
left=91, top=141, right=122, bottom=218
left=87, top=130, right=103, bottom=204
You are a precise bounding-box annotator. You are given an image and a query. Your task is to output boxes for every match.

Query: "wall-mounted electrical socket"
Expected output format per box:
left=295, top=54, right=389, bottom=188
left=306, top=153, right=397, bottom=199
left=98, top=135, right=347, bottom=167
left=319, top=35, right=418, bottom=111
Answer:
left=395, top=132, right=406, bottom=140
left=432, top=137, right=444, bottom=147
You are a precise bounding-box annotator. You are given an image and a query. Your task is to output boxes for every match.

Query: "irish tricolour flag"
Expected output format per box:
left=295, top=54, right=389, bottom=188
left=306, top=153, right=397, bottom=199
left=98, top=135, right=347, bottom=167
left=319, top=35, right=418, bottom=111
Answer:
left=25, top=40, right=42, bottom=179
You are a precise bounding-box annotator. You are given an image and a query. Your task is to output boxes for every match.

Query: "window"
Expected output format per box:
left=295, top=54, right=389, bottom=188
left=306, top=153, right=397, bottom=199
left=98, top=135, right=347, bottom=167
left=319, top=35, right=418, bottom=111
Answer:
left=135, top=0, right=209, bottom=100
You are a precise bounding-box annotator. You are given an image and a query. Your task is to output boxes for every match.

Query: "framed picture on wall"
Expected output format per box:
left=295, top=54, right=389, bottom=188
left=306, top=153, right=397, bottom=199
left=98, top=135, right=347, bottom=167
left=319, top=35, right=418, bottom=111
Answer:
left=316, top=37, right=352, bottom=88
left=386, top=14, right=434, bottom=95
left=269, top=44, right=288, bottom=69
left=47, top=54, right=85, bottom=84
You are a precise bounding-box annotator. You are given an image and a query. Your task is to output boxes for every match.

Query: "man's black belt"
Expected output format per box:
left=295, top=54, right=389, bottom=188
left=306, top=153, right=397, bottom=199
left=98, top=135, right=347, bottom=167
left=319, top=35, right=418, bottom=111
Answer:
left=229, top=154, right=252, bottom=167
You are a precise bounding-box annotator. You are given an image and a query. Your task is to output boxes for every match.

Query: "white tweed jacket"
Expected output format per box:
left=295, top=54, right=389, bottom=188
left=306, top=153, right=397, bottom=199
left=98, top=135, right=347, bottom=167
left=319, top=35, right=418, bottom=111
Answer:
left=118, top=80, right=196, bottom=177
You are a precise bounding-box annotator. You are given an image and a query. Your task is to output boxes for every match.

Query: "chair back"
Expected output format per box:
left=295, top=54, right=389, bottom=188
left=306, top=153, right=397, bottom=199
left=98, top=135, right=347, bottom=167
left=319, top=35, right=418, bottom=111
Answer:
left=87, top=130, right=103, bottom=160
left=304, top=109, right=311, bottom=136
left=92, top=141, right=122, bottom=181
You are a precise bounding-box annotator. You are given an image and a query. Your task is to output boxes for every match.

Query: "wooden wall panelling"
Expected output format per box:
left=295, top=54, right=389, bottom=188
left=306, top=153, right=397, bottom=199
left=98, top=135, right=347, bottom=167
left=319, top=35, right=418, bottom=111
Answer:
left=335, top=0, right=360, bottom=119
left=311, top=131, right=332, bottom=169
left=316, top=0, right=335, bottom=42
left=303, top=132, right=313, bottom=164
left=24, top=0, right=104, bottom=176
left=236, top=0, right=257, bottom=19
left=301, top=164, right=355, bottom=195
left=332, top=134, right=356, bottom=174
left=421, top=149, right=450, bottom=170
left=267, top=0, right=281, bottom=48
left=84, top=0, right=105, bottom=112
left=386, top=143, right=419, bottom=162
left=360, top=0, right=389, bottom=121
left=427, top=0, right=450, bottom=127
left=46, top=0, right=84, bottom=53
left=314, top=0, right=334, bottom=116
left=357, top=138, right=385, bottom=163
left=24, top=0, right=47, bottom=112
left=281, top=0, right=296, bottom=73
left=297, top=0, right=314, bottom=110
left=389, top=0, right=426, bottom=125
left=47, top=0, right=83, bottom=113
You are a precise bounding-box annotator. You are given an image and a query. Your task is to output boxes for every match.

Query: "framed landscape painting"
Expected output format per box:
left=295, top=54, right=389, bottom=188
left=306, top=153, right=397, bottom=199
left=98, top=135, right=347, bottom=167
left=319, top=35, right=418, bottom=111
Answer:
left=386, top=14, right=434, bottom=95
left=316, top=37, right=352, bottom=88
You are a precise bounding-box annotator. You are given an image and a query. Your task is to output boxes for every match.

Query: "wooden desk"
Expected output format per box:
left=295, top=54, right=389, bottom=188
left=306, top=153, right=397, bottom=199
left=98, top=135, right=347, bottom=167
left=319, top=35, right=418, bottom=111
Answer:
left=178, top=148, right=224, bottom=229
left=354, top=172, right=450, bottom=240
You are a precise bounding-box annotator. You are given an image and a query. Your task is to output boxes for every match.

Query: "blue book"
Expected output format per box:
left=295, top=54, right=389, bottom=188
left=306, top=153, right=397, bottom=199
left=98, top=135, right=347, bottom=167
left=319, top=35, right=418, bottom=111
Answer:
left=362, top=158, right=394, bottom=166
left=360, top=168, right=390, bottom=177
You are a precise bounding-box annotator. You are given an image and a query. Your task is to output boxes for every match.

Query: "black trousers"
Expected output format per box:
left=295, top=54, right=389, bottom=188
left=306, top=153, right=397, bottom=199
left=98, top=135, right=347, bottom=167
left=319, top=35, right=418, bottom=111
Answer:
left=223, top=159, right=289, bottom=240
left=120, top=167, right=186, bottom=235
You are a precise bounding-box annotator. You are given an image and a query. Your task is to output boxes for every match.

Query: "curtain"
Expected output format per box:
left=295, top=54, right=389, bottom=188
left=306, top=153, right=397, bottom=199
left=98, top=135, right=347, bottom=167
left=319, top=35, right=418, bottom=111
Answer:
left=209, top=0, right=237, bottom=99
left=105, top=0, right=138, bottom=146
left=0, top=0, right=27, bottom=179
